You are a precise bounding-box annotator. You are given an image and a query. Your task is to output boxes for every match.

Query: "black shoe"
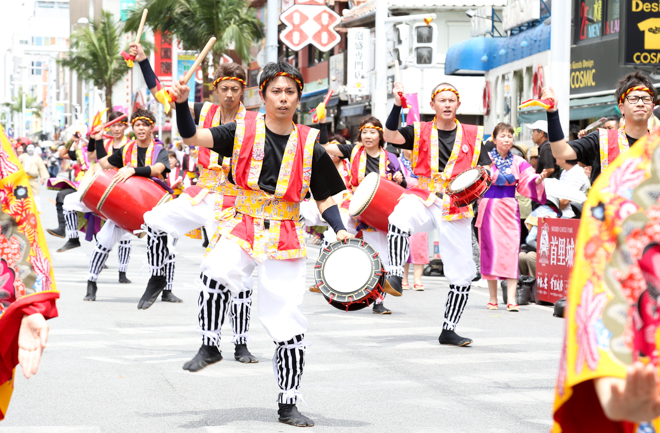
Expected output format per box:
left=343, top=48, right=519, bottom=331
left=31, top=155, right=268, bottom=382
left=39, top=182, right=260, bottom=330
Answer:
left=46, top=226, right=66, bottom=238
left=278, top=403, right=315, bottom=427
left=182, top=345, right=223, bottom=372
left=383, top=275, right=403, bottom=296
left=138, top=275, right=167, bottom=310
left=57, top=237, right=81, bottom=252
left=234, top=344, right=258, bottom=363
left=161, top=291, right=183, bottom=303
left=84, top=280, right=97, bottom=301
left=103, top=264, right=109, bottom=270
left=202, top=228, right=209, bottom=249
left=472, top=272, right=481, bottom=282
left=118, top=271, right=131, bottom=284
left=438, top=329, right=472, bottom=347
left=372, top=303, right=392, bottom=314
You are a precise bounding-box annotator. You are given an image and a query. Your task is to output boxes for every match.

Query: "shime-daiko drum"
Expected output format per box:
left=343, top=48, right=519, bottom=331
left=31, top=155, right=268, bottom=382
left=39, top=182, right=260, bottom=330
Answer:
left=446, top=166, right=492, bottom=207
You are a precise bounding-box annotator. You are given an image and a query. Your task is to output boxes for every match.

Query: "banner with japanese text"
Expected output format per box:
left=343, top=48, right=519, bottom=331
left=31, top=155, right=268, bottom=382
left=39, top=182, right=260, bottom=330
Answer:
left=154, top=31, right=173, bottom=87
left=535, top=217, right=580, bottom=304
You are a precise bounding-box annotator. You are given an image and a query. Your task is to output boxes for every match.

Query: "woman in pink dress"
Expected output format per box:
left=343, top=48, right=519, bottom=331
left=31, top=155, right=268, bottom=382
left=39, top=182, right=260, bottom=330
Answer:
left=475, top=123, right=547, bottom=311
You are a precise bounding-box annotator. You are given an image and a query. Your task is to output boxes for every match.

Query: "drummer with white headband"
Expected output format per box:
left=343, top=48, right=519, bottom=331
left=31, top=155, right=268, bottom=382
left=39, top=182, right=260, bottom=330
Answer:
left=322, top=116, right=407, bottom=314
left=383, top=82, right=492, bottom=347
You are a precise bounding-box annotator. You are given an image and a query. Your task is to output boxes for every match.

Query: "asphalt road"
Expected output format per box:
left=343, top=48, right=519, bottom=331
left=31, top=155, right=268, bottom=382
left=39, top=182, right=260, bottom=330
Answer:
left=2, top=189, right=563, bottom=433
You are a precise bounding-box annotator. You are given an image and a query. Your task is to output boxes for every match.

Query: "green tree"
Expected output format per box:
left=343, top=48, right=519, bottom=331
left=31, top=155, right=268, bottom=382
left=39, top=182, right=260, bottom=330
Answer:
left=125, top=0, right=264, bottom=99
left=4, top=88, right=43, bottom=119
left=60, top=11, right=151, bottom=113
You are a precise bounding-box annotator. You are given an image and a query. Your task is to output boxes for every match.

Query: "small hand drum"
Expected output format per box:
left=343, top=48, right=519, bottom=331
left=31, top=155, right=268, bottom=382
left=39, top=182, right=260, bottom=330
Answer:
left=446, top=166, right=492, bottom=207
left=313, top=238, right=385, bottom=311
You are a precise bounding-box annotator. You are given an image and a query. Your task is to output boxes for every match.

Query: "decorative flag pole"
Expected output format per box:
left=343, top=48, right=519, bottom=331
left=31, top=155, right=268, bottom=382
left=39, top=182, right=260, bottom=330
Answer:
left=121, top=9, right=148, bottom=68
left=311, top=90, right=333, bottom=123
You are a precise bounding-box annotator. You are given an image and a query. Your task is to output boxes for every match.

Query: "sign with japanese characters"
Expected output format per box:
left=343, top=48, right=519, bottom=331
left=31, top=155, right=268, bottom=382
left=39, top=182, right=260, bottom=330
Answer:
left=280, top=5, right=341, bottom=52
left=154, top=31, right=173, bottom=87
left=536, top=217, right=580, bottom=304
left=347, top=28, right=370, bottom=95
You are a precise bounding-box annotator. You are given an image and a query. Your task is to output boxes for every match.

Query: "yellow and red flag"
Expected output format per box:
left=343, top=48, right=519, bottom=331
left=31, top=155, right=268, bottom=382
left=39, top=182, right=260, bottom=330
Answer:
left=91, top=108, right=109, bottom=131
left=154, top=81, right=172, bottom=114
left=518, top=98, right=555, bottom=110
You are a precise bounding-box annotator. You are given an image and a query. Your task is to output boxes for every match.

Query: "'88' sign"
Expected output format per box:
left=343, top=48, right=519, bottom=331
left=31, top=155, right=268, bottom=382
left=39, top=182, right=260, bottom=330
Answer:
left=280, top=5, right=341, bottom=52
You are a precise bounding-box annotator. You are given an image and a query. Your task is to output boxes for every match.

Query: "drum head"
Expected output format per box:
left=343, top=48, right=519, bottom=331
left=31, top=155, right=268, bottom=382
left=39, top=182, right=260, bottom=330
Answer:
left=448, top=168, right=481, bottom=193
left=314, top=238, right=384, bottom=312
left=348, top=173, right=380, bottom=217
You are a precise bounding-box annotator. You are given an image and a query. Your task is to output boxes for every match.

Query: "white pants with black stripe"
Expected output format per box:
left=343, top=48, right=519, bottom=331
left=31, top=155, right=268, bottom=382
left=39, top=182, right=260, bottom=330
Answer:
left=143, top=191, right=253, bottom=340
left=199, top=236, right=308, bottom=403
left=63, top=190, right=90, bottom=240
left=388, top=196, right=475, bottom=331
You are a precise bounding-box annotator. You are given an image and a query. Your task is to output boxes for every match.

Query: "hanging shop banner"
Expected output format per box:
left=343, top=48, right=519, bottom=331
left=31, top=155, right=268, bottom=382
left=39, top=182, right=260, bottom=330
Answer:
left=621, top=0, right=660, bottom=65
left=177, top=54, right=196, bottom=103
left=347, top=28, right=370, bottom=96
left=536, top=217, right=580, bottom=304
left=154, top=31, right=173, bottom=87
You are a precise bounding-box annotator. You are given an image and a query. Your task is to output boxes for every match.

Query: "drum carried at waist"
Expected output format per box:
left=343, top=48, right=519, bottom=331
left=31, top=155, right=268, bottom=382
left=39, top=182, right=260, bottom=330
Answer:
left=80, top=169, right=172, bottom=235
left=348, top=173, right=406, bottom=232
left=314, top=238, right=385, bottom=311
left=446, top=166, right=492, bottom=207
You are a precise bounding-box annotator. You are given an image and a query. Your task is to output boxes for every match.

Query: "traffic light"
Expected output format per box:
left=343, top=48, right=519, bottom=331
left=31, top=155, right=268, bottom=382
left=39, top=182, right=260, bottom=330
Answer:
left=412, top=22, right=437, bottom=66
left=393, top=24, right=410, bottom=66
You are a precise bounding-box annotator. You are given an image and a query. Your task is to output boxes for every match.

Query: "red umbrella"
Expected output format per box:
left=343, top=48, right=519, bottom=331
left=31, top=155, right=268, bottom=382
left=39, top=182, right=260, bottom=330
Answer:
left=17, top=137, right=32, bottom=144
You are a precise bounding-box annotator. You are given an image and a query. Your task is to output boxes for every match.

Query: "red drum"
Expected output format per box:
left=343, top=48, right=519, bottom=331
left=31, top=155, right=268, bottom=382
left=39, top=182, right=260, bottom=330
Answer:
left=78, top=168, right=107, bottom=216
left=348, top=173, right=406, bottom=232
left=81, top=169, right=171, bottom=235
left=446, top=167, right=492, bottom=207
left=314, top=238, right=385, bottom=311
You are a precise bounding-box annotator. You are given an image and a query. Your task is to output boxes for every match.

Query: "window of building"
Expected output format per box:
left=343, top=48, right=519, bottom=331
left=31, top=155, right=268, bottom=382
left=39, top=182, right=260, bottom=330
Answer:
left=574, top=0, right=621, bottom=42
left=31, top=61, right=42, bottom=76
left=307, top=45, right=329, bottom=67
left=604, top=0, right=620, bottom=36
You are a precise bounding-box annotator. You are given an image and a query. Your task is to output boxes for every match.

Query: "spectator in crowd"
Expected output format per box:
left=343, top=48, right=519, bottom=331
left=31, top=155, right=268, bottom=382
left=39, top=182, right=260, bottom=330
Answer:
left=47, top=144, right=60, bottom=178
left=18, top=143, right=49, bottom=206
left=398, top=149, right=429, bottom=291
left=512, top=142, right=532, bottom=244
left=569, top=124, right=581, bottom=141
left=528, top=145, right=539, bottom=170
left=15, top=144, right=24, bottom=157
left=527, top=120, right=559, bottom=179
left=518, top=195, right=562, bottom=278
left=476, top=123, right=547, bottom=312
left=556, top=158, right=590, bottom=218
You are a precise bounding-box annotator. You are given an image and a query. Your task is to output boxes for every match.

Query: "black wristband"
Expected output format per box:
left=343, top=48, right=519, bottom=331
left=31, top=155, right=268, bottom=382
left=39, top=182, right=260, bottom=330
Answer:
left=319, top=122, right=328, bottom=145
left=138, top=58, right=158, bottom=90
left=134, top=166, right=152, bottom=177
left=87, top=137, right=96, bottom=152
left=386, top=104, right=402, bottom=131
left=322, top=205, right=346, bottom=234
left=95, top=140, right=108, bottom=159
left=176, top=101, right=197, bottom=138
left=546, top=110, right=565, bottom=142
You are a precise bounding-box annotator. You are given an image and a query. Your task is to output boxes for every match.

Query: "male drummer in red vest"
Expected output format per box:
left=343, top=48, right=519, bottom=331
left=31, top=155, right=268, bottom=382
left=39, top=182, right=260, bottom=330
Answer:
left=383, top=82, right=492, bottom=347
left=540, top=71, right=656, bottom=182
left=131, top=41, right=260, bottom=366
left=84, top=108, right=171, bottom=302
left=170, top=60, right=351, bottom=427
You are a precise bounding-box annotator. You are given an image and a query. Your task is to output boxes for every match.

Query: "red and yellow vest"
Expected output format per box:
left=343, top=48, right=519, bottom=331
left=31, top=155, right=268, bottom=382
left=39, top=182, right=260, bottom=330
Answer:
left=218, top=116, right=318, bottom=261
left=598, top=127, right=630, bottom=172
left=103, top=136, right=129, bottom=156
left=348, top=145, right=392, bottom=189
left=196, top=102, right=258, bottom=196
left=121, top=140, right=163, bottom=169
left=408, top=119, right=484, bottom=221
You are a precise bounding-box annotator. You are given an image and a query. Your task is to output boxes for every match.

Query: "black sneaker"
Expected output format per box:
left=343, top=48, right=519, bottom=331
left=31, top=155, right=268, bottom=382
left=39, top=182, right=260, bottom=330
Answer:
left=138, top=275, right=167, bottom=310
left=46, top=226, right=66, bottom=238
left=234, top=344, right=258, bottom=363
left=118, top=271, right=131, bottom=284
left=372, top=303, right=392, bottom=314
left=161, top=291, right=183, bottom=303
left=383, top=275, right=403, bottom=296
left=57, top=238, right=81, bottom=252
left=472, top=272, right=481, bottom=282
left=278, top=403, right=314, bottom=427
left=84, top=280, right=97, bottom=301
left=438, top=329, right=472, bottom=347
left=182, top=345, right=223, bottom=372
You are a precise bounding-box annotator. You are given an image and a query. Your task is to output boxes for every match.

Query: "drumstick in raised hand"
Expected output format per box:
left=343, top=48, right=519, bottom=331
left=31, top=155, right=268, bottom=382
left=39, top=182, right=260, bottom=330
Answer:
left=121, top=9, right=148, bottom=68
left=394, top=60, right=408, bottom=111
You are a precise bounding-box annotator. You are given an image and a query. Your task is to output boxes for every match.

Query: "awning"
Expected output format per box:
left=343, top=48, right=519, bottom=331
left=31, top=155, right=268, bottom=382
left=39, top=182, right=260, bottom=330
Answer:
left=341, top=103, right=368, bottom=117
left=446, top=23, right=551, bottom=75
left=517, top=94, right=620, bottom=124
left=301, top=87, right=329, bottom=101
left=326, top=96, right=340, bottom=107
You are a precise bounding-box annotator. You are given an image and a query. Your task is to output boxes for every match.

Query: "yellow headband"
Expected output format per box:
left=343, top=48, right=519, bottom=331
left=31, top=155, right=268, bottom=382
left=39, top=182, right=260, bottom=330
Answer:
left=213, top=76, right=247, bottom=88
left=431, top=87, right=460, bottom=103
left=359, top=125, right=383, bottom=133
left=131, top=116, right=154, bottom=127
left=619, top=85, right=655, bottom=104
left=260, top=72, right=303, bottom=92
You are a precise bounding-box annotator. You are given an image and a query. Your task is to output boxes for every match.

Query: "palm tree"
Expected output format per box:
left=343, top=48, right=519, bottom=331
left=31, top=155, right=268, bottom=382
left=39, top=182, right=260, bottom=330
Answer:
left=60, top=11, right=151, bottom=113
left=125, top=0, right=264, bottom=99
left=4, top=88, right=43, bottom=119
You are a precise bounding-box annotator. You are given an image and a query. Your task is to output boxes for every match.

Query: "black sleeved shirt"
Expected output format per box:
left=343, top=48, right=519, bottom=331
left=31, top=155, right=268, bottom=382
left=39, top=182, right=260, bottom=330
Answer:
left=396, top=124, right=492, bottom=171
left=568, top=130, right=637, bottom=183
left=335, top=142, right=407, bottom=188
left=537, top=141, right=560, bottom=179
left=208, top=122, right=346, bottom=200
left=107, top=145, right=171, bottom=173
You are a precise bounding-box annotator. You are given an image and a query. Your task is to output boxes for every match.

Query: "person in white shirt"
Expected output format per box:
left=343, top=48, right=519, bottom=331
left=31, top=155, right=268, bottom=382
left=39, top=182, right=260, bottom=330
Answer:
left=556, top=158, right=590, bottom=218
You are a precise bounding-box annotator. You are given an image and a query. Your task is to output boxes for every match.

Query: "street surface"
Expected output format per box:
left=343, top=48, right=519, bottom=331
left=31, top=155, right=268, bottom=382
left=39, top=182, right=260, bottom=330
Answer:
left=2, top=189, right=563, bottom=433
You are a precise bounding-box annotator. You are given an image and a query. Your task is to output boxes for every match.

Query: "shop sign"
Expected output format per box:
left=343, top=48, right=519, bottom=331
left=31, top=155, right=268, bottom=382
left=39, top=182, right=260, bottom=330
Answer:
left=571, top=38, right=635, bottom=95
left=280, top=4, right=341, bottom=52
left=329, top=52, right=345, bottom=92
left=536, top=217, right=580, bottom=304
left=621, top=0, right=660, bottom=65
left=347, top=28, right=370, bottom=96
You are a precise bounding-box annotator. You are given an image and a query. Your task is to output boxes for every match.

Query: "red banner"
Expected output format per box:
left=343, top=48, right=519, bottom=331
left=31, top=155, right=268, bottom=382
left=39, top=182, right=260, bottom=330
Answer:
left=535, top=217, right=580, bottom=304
left=154, top=31, right=173, bottom=87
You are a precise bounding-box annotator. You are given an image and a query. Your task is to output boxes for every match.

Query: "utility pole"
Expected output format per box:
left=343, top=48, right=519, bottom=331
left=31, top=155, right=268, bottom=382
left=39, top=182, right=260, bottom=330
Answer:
left=265, top=0, right=279, bottom=64
left=550, top=11, right=570, bottom=133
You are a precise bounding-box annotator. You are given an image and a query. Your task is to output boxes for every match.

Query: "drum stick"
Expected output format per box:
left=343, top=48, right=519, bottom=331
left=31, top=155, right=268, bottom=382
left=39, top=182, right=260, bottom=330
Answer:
left=312, top=90, right=333, bottom=123
left=583, top=117, right=607, bottom=132
left=101, top=114, right=128, bottom=130
left=394, top=60, right=408, bottom=110
left=182, top=37, right=216, bottom=83
left=134, top=9, right=149, bottom=45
